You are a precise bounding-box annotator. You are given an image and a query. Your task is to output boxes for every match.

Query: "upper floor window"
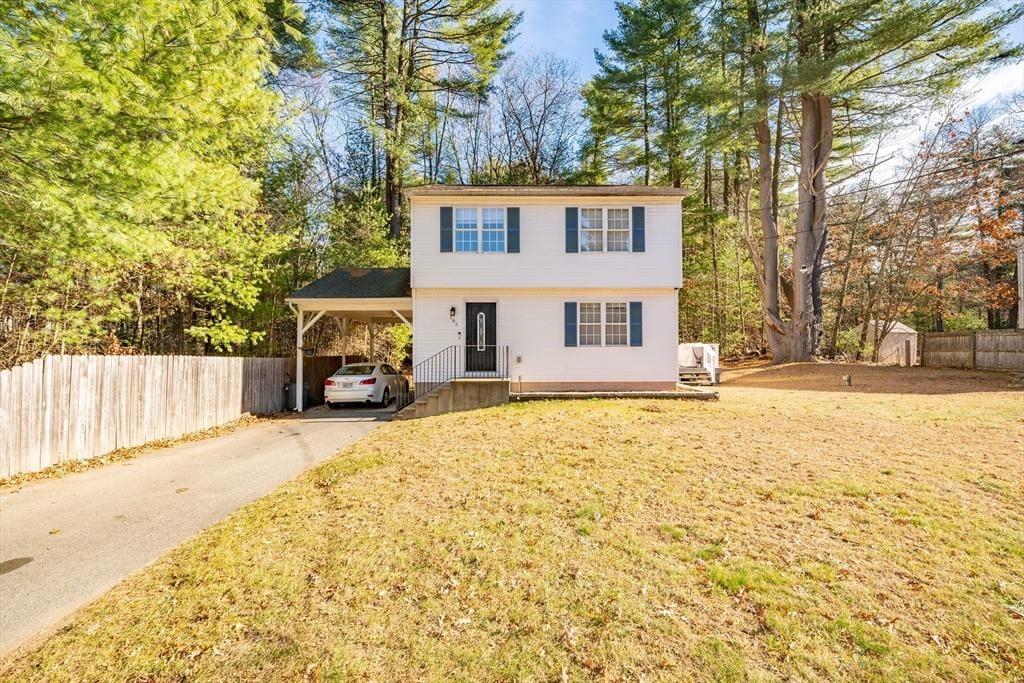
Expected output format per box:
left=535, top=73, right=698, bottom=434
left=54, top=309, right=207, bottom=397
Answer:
left=579, top=208, right=630, bottom=253
left=455, top=208, right=479, bottom=252
left=454, top=207, right=505, bottom=253
left=580, top=209, right=604, bottom=252
left=606, top=209, right=630, bottom=251
left=481, top=208, right=505, bottom=252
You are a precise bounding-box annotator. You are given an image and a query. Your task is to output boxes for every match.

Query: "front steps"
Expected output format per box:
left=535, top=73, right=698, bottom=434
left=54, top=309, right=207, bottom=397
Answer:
left=678, top=367, right=715, bottom=386
left=395, top=378, right=510, bottom=420
left=396, top=383, right=453, bottom=420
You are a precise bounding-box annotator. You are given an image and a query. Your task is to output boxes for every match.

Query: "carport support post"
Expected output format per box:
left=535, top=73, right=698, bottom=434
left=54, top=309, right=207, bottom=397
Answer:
left=296, top=309, right=304, bottom=412
left=294, top=308, right=326, bottom=411
left=341, top=318, right=347, bottom=365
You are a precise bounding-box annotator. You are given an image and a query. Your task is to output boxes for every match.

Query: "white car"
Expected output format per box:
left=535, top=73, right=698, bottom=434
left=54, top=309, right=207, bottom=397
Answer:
left=324, top=363, right=408, bottom=408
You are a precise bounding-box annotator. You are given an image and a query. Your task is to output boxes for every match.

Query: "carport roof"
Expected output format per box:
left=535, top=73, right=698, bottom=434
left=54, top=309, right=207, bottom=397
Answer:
left=287, top=267, right=411, bottom=300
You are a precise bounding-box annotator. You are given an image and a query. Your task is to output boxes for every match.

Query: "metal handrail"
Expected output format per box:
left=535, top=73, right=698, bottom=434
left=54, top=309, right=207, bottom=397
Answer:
left=397, top=345, right=510, bottom=409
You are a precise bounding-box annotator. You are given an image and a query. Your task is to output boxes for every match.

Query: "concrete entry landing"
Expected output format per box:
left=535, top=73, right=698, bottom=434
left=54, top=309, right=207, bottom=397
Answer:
left=511, top=386, right=718, bottom=401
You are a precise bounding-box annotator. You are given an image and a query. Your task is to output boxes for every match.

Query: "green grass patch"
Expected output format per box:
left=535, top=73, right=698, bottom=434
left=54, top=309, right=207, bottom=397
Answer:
left=693, top=638, right=748, bottom=681
left=831, top=616, right=892, bottom=656
left=708, top=560, right=786, bottom=594
left=574, top=503, right=603, bottom=521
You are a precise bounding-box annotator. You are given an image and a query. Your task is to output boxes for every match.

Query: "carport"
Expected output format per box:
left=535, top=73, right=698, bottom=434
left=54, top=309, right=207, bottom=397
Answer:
left=286, top=267, right=412, bottom=412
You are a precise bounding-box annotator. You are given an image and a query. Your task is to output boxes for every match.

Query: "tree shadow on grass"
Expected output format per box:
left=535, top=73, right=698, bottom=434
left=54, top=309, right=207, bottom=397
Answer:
left=721, top=361, right=1017, bottom=395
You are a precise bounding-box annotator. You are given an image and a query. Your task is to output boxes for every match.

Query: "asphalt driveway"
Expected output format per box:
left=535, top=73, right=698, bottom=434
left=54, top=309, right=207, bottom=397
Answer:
left=0, top=405, right=389, bottom=658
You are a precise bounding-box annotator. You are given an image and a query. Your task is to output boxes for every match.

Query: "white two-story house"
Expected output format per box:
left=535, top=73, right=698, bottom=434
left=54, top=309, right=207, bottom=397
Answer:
left=286, top=185, right=685, bottom=411
left=409, top=185, right=683, bottom=392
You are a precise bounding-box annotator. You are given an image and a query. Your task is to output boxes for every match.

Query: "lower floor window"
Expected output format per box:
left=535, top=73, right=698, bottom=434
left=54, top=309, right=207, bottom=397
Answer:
left=604, top=303, right=627, bottom=345
left=579, top=303, right=603, bottom=346
left=578, top=302, right=627, bottom=346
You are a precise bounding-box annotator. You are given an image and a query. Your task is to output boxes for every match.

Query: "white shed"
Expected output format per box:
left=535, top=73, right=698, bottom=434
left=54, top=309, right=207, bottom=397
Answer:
left=855, top=320, right=918, bottom=366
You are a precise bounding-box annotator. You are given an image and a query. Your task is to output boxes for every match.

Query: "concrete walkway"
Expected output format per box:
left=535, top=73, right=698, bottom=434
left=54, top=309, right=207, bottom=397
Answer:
left=0, top=406, right=389, bottom=657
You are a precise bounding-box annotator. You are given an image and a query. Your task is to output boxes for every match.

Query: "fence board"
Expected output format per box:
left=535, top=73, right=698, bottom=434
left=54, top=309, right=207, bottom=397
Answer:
left=0, top=368, right=11, bottom=478
left=12, top=365, right=23, bottom=474
left=26, top=359, right=42, bottom=472
left=922, top=330, right=1024, bottom=371
left=1, top=354, right=297, bottom=478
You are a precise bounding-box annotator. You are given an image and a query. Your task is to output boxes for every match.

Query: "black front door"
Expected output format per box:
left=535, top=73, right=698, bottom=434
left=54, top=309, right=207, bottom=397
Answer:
left=465, top=302, right=497, bottom=372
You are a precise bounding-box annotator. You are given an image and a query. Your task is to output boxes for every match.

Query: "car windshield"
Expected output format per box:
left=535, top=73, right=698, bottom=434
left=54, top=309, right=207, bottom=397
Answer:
left=334, top=365, right=377, bottom=376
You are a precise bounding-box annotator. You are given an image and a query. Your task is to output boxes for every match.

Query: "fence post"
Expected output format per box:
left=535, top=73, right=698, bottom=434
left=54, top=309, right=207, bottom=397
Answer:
left=969, top=331, right=977, bottom=369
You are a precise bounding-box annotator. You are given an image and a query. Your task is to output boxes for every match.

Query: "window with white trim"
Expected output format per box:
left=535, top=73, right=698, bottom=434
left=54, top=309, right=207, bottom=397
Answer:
left=578, top=208, right=630, bottom=252
left=455, top=208, right=478, bottom=252
left=580, top=208, right=604, bottom=252
left=579, top=303, right=602, bottom=346
left=606, top=209, right=630, bottom=252
left=604, top=303, right=628, bottom=345
left=454, top=207, right=506, bottom=253
left=481, top=208, right=505, bottom=252
left=577, top=302, right=629, bottom=346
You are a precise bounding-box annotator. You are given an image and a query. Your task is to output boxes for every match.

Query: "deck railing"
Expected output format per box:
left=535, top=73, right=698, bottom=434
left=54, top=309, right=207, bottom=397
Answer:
left=397, top=345, right=510, bottom=409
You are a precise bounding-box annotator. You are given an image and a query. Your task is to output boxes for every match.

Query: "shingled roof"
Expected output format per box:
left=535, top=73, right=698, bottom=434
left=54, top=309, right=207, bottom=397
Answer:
left=287, top=267, right=411, bottom=300
left=404, top=184, right=687, bottom=198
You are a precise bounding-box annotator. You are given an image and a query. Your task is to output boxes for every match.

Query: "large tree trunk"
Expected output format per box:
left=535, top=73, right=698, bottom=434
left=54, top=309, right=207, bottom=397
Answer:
left=789, top=92, right=832, bottom=361
left=746, top=0, right=792, bottom=361
left=754, top=115, right=787, bottom=356
left=379, top=7, right=401, bottom=240
left=642, top=66, right=651, bottom=186
left=385, top=136, right=402, bottom=240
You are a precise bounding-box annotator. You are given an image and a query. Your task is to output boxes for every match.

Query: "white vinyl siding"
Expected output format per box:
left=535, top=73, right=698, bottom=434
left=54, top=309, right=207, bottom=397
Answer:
left=412, top=291, right=678, bottom=386
left=411, top=197, right=681, bottom=289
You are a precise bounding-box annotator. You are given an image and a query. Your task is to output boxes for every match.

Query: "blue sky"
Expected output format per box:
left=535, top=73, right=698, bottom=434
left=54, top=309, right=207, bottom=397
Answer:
left=502, top=0, right=1022, bottom=185
left=501, top=0, right=619, bottom=78
left=502, top=0, right=1023, bottom=94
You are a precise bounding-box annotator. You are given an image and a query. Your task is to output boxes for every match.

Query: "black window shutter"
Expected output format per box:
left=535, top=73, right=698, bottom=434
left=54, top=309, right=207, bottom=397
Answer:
left=565, top=207, right=578, bottom=253
left=507, top=207, right=520, bottom=253
left=631, top=206, right=645, bottom=252
left=564, top=302, right=578, bottom=347
left=440, top=206, right=453, bottom=252
left=629, top=302, right=643, bottom=346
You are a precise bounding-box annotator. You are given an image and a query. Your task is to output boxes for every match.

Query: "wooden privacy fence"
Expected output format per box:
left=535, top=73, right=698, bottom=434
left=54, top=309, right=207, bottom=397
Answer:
left=921, top=330, right=1024, bottom=371
left=0, top=354, right=345, bottom=479
left=301, top=355, right=350, bottom=404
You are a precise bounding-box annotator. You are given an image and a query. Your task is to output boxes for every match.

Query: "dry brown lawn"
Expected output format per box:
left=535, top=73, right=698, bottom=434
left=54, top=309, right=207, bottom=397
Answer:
left=2, top=363, right=1021, bottom=681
